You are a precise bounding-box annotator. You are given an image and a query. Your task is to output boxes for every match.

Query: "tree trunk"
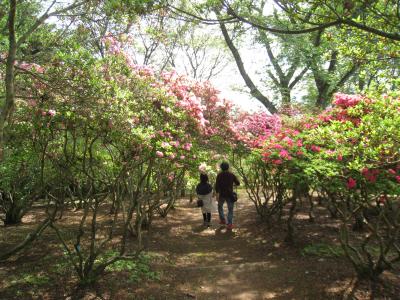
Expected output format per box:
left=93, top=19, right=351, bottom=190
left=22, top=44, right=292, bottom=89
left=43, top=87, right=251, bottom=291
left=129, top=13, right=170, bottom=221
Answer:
left=217, top=15, right=278, bottom=113
left=280, top=87, right=291, bottom=105
left=0, top=0, right=17, bottom=160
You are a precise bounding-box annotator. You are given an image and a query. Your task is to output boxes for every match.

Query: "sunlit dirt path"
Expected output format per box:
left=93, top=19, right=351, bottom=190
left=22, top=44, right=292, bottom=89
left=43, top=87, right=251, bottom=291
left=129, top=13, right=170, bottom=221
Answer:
left=133, top=193, right=357, bottom=300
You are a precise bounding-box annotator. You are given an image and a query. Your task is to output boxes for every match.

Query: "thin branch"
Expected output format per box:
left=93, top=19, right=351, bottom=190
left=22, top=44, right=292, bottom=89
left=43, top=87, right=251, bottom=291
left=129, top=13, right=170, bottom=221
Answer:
left=17, top=1, right=87, bottom=47
left=225, top=3, right=342, bottom=35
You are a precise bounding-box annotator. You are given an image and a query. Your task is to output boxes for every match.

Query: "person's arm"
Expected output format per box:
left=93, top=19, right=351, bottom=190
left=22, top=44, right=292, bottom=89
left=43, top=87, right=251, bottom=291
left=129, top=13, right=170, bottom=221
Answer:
left=215, top=174, right=221, bottom=201
left=233, top=174, right=240, bottom=186
left=215, top=174, right=221, bottom=193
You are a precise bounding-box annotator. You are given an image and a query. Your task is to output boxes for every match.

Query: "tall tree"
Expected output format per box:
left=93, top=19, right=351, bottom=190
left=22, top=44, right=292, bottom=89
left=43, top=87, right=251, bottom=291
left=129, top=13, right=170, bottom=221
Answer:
left=169, top=0, right=398, bottom=110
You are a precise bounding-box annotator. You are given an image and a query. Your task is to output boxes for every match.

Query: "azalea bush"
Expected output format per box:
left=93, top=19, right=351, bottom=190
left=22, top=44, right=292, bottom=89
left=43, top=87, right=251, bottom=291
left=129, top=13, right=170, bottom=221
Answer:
left=237, top=92, right=400, bottom=279
left=301, top=93, right=400, bottom=280
left=233, top=110, right=314, bottom=243
left=0, top=141, right=43, bottom=225
left=0, top=59, right=56, bottom=225
left=1, top=32, right=244, bottom=284
left=29, top=48, right=205, bottom=285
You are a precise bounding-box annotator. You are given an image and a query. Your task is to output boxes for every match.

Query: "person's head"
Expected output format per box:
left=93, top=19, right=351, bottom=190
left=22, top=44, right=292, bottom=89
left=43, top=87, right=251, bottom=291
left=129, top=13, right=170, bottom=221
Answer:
left=220, top=162, right=229, bottom=171
left=200, top=173, right=209, bottom=183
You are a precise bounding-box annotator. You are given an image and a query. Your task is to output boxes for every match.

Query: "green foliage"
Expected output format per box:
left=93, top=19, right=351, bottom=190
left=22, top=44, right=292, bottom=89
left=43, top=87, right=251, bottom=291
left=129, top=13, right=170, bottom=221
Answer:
left=103, top=251, right=161, bottom=283
left=0, top=135, right=43, bottom=224
left=9, top=273, right=50, bottom=287
left=301, top=243, right=345, bottom=258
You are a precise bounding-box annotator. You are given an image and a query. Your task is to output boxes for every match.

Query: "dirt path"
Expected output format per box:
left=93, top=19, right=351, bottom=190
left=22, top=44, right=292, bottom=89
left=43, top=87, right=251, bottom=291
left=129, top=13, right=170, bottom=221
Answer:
left=2, top=195, right=398, bottom=299
left=132, top=196, right=358, bottom=300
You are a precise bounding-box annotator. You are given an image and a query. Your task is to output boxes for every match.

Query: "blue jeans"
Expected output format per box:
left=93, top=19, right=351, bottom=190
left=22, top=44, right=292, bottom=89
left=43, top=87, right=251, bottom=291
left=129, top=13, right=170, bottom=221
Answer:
left=218, top=197, right=234, bottom=225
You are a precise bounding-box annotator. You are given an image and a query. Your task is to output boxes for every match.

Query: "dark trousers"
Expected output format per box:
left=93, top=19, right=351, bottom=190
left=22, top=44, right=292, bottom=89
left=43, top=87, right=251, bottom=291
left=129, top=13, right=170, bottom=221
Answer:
left=202, top=213, right=211, bottom=223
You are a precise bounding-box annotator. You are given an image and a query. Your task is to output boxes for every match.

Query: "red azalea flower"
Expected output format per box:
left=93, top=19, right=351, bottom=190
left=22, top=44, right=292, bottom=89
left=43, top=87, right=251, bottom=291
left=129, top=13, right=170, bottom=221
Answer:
left=347, top=177, right=357, bottom=189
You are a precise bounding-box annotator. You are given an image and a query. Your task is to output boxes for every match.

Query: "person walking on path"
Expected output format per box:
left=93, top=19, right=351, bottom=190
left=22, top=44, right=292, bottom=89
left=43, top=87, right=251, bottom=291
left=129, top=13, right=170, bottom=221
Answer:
left=196, top=173, right=214, bottom=227
left=215, top=162, right=240, bottom=230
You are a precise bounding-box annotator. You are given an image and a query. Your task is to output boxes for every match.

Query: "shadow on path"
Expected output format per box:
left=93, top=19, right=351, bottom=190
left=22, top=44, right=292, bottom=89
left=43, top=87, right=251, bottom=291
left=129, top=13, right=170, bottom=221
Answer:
left=139, top=194, right=357, bottom=299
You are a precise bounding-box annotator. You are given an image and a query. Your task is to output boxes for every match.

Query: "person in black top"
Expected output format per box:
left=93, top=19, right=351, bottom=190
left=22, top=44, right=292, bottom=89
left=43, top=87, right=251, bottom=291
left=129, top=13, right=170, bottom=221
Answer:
left=196, top=173, right=213, bottom=227
left=215, top=162, right=240, bottom=229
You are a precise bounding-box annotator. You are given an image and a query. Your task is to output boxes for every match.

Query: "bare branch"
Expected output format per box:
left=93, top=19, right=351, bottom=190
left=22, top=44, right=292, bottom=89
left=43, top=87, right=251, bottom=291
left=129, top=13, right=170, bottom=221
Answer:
left=17, top=1, right=87, bottom=47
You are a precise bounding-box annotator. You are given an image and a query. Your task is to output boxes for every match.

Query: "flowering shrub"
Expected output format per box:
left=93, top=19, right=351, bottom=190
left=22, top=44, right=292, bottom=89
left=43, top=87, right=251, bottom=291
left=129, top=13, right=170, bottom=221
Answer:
left=237, top=92, right=400, bottom=279
left=1, top=35, right=251, bottom=284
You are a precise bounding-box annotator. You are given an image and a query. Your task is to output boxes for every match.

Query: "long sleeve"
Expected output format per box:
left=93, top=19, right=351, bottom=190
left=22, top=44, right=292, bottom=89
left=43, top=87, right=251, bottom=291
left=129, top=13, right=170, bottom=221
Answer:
left=215, top=173, right=222, bottom=193
left=233, top=174, right=240, bottom=186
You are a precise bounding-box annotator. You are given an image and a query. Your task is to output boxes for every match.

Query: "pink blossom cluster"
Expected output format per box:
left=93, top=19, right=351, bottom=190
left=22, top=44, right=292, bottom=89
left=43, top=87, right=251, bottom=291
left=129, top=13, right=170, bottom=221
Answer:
left=16, top=61, right=44, bottom=73
left=347, top=177, right=357, bottom=189
left=361, top=168, right=380, bottom=183
left=333, top=93, right=363, bottom=108
left=37, top=109, right=57, bottom=117
left=101, top=35, right=244, bottom=142
left=198, top=163, right=207, bottom=173
left=232, top=112, right=282, bottom=148
left=387, top=166, right=400, bottom=183
left=260, top=128, right=305, bottom=165
left=154, top=132, right=193, bottom=160
left=102, top=34, right=123, bottom=55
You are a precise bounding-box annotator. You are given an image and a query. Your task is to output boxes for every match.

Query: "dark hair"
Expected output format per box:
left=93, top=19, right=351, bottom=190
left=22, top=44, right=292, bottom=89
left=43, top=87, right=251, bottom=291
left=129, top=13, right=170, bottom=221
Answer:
left=200, top=173, right=209, bottom=183
left=220, top=162, right=229, bottom=171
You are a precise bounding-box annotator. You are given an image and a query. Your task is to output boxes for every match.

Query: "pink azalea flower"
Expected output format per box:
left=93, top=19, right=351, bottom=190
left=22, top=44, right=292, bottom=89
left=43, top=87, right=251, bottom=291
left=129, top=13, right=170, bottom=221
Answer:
left=273, top=144, right=284, bottom=150
left=337, top=154, right=343, bottom=161
left=388, top=169, right=396, bottom=175
left=28, top=100, right=37, bottom=107
left=292, top=130, right=300, bottom=136
left=304, top=123, right=312, bottom=129
left=396, top=176, right=400, bottom=183
left=311, top=145, right=321, bottom=152
left=272, top=159, right=283, bottom=165
left=326, top=150, right=335, bottom=155
left=183, top=143, right=192, bottom=151
left=347, top=177, right=357, bottom=189
left=296, top=140, right=303, bottom=147
left=199, top=163, right=207, bottom=173
left=367, top=175, right=377, bottom=183
left=283, top=137, right=294, bottom=147
left=48, top=109, right=56, bottom=117
left=171, top=141, right=180, bottom=148
left=361, top=168, right=370, bottom=176
left=279, top=149, right=290, bottom=159
left=262, top=152, right=270, bottom=159
left=156, top=151, right=164, bottom=158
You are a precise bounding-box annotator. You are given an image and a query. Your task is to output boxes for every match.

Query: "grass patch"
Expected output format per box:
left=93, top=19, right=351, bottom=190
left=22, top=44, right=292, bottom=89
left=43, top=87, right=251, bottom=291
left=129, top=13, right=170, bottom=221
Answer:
left=9, top=273, right=50, bottom=287
left=301, top=243, right=345, bottom=258
left=103, top=251, right=161, bottom=283
left=188, top=252, right=210, bottom=257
